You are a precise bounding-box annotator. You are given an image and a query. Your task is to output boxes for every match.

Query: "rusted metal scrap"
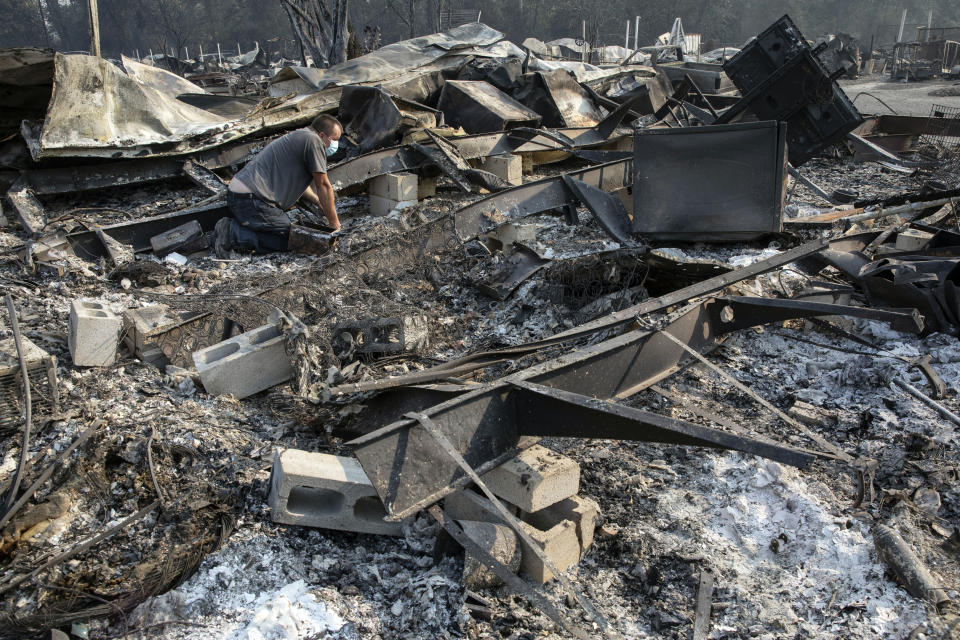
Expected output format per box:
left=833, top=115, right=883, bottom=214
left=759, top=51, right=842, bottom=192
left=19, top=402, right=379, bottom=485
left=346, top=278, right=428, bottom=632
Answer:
left=349, top=295, right=921, bottom=521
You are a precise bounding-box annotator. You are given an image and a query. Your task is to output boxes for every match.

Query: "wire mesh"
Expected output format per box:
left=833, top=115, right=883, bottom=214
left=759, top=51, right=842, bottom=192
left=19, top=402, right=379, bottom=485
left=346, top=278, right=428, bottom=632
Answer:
left=922, top=103, right=960, bottom=152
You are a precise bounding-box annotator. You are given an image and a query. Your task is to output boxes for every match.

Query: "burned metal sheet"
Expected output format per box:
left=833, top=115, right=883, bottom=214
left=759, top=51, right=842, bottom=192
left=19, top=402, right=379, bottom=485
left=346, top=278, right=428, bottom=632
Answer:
left=474, top=245, right=550, bottom=300
left=182, top=161, right=227, bottom=195
left=632, top=121, right=787, bottom=241
left=331, top=240, right=829, bottom=398
left=561, top=174, right=631, bottom=243
left=66, top=201, right=229, bottom=260
left=175, top=93, right=259, bottom=119
left=410, top=131, right=510, bottom=193
left=512, top=70, right=603, bottom=128
left=351, top=295, right=915, bottom=519
left=23, top=78, right=342, bottom=160
left=660, top=61, right=735, bottom=95
left=510, top=381, right=814, bottom=467
left=454, top=158, right=632, bottom=239
left=438, top=80, right=542, bottom=134
left=121, top=55, right=208, bottom=98
left=328, top=96, right=637, bottom=191
left=35, top=54, right=230, bottom=158
left=586, top=68, right=672, bottom=115
left=341, top=86, right=411, bottom=154
left=268, top=23, right=506, bottom=93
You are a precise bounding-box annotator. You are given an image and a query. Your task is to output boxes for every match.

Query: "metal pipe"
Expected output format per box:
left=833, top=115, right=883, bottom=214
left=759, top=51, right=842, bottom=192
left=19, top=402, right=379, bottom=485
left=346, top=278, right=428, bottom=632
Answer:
left=846, top=196, right=956, bottom=223
left=892, top=378, right=960, bottom=427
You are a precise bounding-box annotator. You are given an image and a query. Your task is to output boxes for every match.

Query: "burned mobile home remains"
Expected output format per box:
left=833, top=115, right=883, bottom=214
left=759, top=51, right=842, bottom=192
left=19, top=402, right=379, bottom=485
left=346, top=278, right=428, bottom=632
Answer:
left=1, top=9, right=960, bottom=640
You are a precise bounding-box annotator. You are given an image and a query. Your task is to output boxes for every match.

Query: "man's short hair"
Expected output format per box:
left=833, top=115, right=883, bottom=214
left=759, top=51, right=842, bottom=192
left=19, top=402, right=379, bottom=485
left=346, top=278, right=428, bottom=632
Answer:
left=311, top=114, right=342, bottom=136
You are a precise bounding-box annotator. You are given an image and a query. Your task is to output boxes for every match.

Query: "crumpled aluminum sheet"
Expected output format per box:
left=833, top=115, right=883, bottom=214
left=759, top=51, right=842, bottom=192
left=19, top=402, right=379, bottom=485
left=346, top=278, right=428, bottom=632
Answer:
left=121, top=55, right=209, bottom=97
left=270, top=22, right=505, bottom=93
left=22, top=54, right=342, bottom=160
left=35, top=54, right=230, bottom=158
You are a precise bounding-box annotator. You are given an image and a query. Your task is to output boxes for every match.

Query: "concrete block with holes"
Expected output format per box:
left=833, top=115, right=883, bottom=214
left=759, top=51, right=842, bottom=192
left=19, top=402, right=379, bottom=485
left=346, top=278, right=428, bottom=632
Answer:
left=192, top=323, right=292, bottom=399
left=481, top=154, right=522, bottom=186
left=482, top=444, right=580, bottom=512
left=268, top=448, right=402, bottom=535
left=68, top=299, right=121, bottom=367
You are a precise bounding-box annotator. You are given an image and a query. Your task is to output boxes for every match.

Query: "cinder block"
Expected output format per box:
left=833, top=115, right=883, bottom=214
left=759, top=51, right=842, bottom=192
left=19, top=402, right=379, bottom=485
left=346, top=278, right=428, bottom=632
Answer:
left=520, top=519, right=580, bottom=583
left=522, top=495, right=600, bottom=557
left=370, top=172, right=418, bottom=201
left=482, top=444, right=580, bottom=512
left=192, top=323, right=292, bottom=399
left=122, top=305, right=173, bottom=354
left=444, top=488, right=579, bottom=583
left=445, top=486, right=508, bottom=524
left=370, top=194, right=417, bottom=217
left=482, top=154, right=522, bottom=186
left=459, top=520, right=521, bottom=589
left=417, top=175, right=437, bottom=199
left=68, top=299, right=120, bottom=367
left=268, top=449, right=402, bottom=536
left=895, top=229, right=933, bottom=252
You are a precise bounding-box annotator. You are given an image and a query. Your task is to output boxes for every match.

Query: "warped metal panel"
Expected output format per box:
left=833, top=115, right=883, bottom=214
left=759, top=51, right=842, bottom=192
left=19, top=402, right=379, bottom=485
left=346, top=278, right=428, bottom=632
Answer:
left=632, top=120, right=787, bottom=241
left=438, top=80, right=542, bottom=133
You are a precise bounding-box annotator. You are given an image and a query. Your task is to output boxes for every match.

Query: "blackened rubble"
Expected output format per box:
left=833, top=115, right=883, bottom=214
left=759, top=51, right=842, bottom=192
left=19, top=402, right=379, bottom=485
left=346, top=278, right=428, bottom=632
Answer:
left=1, top=14, right=960, bottom=640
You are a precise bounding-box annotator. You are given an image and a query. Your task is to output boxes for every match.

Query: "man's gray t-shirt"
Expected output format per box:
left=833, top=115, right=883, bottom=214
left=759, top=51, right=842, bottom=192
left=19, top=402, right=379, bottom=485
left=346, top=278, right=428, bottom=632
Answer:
left=234, top=128, right=327, bottom=209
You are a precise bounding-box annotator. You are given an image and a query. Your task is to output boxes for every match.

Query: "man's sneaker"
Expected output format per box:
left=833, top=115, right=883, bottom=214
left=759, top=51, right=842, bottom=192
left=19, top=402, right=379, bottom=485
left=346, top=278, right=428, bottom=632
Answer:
left=214, top=217, right=233, bottom=258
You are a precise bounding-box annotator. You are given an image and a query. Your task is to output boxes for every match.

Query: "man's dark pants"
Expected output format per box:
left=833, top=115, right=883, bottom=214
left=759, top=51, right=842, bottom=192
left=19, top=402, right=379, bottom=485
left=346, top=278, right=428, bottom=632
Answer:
left=225, top=191, right=291, bottom=253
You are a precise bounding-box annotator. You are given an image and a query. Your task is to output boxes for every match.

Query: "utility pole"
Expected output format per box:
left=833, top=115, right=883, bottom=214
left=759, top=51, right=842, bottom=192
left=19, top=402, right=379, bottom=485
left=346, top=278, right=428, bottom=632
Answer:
left=581, top=20, right=587, bottom=62
left=88, top=0, right=101, bottom=57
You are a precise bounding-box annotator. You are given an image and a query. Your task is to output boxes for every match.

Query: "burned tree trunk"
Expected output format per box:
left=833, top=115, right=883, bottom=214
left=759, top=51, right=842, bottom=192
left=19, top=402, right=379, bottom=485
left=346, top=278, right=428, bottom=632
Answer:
left=278, top=0, right=348, bottom=68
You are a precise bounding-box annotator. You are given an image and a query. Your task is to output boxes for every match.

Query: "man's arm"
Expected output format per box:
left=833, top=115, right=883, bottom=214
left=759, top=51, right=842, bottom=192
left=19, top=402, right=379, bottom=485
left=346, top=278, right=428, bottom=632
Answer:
left=313, top=172, right=340, bottom=231
left=300, top=183, right=320, bottom=206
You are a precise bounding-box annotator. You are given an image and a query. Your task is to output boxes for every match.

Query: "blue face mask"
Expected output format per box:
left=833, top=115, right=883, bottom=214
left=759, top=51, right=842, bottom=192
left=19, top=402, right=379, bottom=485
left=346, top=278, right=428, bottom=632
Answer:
left=325, top=138, right=338, bottom=157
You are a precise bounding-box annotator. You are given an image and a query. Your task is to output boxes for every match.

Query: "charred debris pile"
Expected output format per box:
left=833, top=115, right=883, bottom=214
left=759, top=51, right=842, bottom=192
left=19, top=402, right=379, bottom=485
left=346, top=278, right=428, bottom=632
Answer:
left=1, top=14, right=960, bottom=640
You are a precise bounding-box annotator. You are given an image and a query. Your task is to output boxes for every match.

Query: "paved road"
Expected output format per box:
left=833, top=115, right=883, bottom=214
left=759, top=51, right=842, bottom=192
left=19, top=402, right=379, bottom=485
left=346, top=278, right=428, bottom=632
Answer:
left=840, top=75, right=960, bottom=116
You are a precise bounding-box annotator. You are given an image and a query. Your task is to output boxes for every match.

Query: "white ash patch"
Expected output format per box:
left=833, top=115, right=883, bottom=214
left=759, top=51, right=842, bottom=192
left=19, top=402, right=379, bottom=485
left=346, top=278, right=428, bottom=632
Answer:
left=125, top=517, right=467, bottom=640
left=690, top=454, right=927, bottom=638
